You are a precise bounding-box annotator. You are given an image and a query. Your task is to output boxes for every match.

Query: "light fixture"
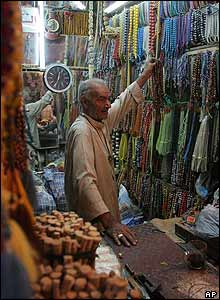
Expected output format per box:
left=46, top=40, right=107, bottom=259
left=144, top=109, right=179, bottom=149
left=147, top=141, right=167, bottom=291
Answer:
left=104, top=1, right=128, bottom=14
left=38, top=1, right=45, bottom=69
left=73, top=1, right=86, bottom=10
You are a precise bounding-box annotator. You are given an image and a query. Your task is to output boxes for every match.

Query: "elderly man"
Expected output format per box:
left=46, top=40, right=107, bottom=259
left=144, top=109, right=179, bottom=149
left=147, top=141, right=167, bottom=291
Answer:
left=64, top=59, right=157, bottom=246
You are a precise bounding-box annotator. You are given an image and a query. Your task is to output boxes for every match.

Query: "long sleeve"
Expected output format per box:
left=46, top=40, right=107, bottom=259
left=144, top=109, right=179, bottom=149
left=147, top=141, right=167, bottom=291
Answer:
left=107, top=81, right=145, bottom=132
left=25, top=91, right=54, bottom=147
left=65, top=130, right=109, bottom=221
left=25, top=91, right=54, bottom=119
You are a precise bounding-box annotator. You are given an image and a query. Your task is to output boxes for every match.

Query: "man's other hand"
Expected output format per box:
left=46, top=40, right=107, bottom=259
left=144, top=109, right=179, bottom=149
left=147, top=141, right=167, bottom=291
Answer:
left=106, top=222, right=138, bottom=247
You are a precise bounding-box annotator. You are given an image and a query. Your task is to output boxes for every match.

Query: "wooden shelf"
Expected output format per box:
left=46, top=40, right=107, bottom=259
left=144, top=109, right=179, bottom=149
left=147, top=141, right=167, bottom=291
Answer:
left=22, top=65, right=89, bottom=71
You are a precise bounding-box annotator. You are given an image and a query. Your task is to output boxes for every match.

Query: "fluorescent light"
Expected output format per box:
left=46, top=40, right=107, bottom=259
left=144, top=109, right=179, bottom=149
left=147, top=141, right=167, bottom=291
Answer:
left=38, top=1, right=45, bottom=69
left=73, top=1, right=86, bottom=10
left=104, top=1, right=128, bottom=14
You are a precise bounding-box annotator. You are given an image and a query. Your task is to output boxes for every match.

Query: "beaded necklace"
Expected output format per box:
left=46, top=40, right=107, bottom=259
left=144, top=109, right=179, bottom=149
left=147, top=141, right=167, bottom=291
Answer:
left=205, top=4, right=219, bottom=44
left=176, top=53, right=190, bottom=99
left=206, top=51, right=217, bottom=109
left=186, top=10, right=192, bottom=48
left=132, top=5, right=139, bottom=60
left=161, top=18, right=169, bottom=54
left=112, top=36, right=120, bottom=66
left=200, top=51, right=212, bottom=110
left=137, top=27, right=144, bottom=61
left=132, top=103, right=143, bottom=137
left=118, top=11, right=124, bottom=60
left=149, top=1, right=156, bottom=56
left=122, top=9, right=129, bottom=61
left=151, top=60, right=164, bottom=108
left=127, top=6, right=134, bottom=60
left=177, top=109, right=189, bottom=160
left=190, top=54, right=202, bottom=108
left=143, top=1, right=150, bottom=26
left=162, top=1, right=169, bottom=18
left=138, top=2, right=145, bottom=27
left=141, top=104, right=153, bottom=172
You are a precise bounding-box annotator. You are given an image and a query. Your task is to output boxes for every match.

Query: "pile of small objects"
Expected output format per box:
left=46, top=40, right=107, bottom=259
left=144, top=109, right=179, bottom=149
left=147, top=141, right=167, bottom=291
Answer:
left=34, top=210, right=102, bottom=265
left=32, top=256, right=141, bottom=299
left=33, top=210, right=142, bottom=299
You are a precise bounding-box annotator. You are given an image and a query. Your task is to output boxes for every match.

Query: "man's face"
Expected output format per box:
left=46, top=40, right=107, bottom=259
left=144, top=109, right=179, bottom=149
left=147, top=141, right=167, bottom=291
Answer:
left=83, top=84, right=111, bottom=121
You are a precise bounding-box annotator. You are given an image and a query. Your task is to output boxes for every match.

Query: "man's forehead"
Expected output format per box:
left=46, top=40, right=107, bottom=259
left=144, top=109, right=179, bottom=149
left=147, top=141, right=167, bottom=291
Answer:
left=91, top=83, right=110, bottom=96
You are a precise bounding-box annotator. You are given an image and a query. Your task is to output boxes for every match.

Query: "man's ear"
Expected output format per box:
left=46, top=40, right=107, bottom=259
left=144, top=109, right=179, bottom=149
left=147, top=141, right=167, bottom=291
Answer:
left=80, top=95, right=89, bottom=110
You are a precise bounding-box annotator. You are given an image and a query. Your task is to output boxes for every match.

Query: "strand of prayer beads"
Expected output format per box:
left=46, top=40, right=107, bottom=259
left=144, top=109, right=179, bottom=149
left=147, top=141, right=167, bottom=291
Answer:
left=148, top=1, right=157, bottom=56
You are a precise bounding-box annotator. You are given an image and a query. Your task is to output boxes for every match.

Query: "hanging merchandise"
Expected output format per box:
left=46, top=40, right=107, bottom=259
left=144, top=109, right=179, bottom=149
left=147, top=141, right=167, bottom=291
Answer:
left=63, top=11, right=89, bottom=36
left=148, top=1, right=157, bottom=57
left=138, top=1, right=149, bottom=27
left=205, top=3, right=219, bottom=44
left=67, top=35, right=88, bottom=67
left=191, top=115, right=210, bottom=172
left=156, top=109, right=173, bottom=156
left=1, top=0, right=40, bottom=285
left=190, top=55, right=202, bottom=108
left=206, top=51, right=218, bottom=109
left=93, top=1, right=219, bottom=220
left=210, top=108, right=219, bottom=163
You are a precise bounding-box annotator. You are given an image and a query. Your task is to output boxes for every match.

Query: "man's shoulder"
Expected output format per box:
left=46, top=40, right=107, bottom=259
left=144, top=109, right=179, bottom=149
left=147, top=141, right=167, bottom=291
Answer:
left=69, top=116, right=91, bottom=136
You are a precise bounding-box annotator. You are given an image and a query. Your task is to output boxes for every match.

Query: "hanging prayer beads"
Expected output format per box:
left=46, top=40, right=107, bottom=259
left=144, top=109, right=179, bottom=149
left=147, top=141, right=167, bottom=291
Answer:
left=150, top=60, right=164, bottom=108
left=148, top=1, right=157, bottom=56
left=94, top=1, right=219, bottom=222
left=190, top=54, right=202, bottom=108
left=62, top=11, right=89, bottom=36
left=132, top=5, right=139, bottom=59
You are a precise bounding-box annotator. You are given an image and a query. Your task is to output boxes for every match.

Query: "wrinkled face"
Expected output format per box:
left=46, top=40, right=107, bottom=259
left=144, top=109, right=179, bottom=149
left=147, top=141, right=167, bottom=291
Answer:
left=82, top=83, right=111, bottom=121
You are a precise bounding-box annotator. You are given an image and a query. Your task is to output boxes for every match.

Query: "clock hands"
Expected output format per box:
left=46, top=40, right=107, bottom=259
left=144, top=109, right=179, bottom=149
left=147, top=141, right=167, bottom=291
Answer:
left=45, top=64, right=72, bottom=93
left=54, top=71, right=61, bottom=87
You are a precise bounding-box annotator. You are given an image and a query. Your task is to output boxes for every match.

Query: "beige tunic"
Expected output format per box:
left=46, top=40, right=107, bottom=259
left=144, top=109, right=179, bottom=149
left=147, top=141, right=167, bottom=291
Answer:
left=64, top=81, right=144, bottom=222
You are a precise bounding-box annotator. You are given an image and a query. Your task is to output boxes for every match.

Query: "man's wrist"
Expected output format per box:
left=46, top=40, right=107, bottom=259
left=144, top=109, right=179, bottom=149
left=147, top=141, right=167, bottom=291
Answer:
left=93, top=212, right=115, bottom=230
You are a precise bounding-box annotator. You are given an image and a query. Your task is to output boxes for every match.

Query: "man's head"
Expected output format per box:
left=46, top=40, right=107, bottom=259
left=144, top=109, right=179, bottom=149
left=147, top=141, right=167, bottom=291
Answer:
left=78, top=78, right=111, bottom=121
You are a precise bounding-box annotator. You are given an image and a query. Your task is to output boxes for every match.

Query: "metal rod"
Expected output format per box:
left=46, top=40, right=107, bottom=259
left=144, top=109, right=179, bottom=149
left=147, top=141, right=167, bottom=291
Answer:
left=186, top=44, right=219, bottom=55
left=69, top=66, right=89, bottom=70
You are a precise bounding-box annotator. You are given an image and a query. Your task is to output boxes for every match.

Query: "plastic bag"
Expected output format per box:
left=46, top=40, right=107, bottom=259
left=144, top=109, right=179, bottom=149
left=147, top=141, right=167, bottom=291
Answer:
left=195, top=170, right=219, bottom=198
left=118, top=185, right=134, bottom=222
left=213, top=188, right=219, bottom=207
left=193, top=204, right=219, bottom=238
left=118, top=185, right=143, bottom=225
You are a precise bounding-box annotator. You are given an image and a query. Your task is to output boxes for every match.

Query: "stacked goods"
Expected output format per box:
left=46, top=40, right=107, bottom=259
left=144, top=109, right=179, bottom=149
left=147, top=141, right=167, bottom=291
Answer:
left=32, top=257, right=141, bottom=299
left=34, top=211, right=102, bottom=265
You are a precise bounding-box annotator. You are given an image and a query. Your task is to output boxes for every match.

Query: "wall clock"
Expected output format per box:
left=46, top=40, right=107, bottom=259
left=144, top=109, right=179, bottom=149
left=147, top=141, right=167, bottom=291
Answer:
left=44, top=63, right=73, bottom=93
left=46, top=18, right=60, bottom=33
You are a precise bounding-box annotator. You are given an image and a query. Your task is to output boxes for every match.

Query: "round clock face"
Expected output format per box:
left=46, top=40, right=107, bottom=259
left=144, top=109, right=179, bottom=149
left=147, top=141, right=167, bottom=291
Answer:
left=46, top=18, right=60, bottom=33
left=44, top=64, right=73, bottom=93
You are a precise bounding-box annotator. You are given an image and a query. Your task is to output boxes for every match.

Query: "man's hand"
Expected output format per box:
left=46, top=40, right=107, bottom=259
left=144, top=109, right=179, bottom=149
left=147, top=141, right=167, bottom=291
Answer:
left=145, top=58, right=157, bottom=73
left=106, top=222, right=137, bottom=247
left=93, top=212, right=137, bottom=247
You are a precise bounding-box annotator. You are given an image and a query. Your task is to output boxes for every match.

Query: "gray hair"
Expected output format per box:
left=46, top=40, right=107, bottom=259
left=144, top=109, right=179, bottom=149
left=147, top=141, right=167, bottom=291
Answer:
left=78, top=78, right=106, bottom=101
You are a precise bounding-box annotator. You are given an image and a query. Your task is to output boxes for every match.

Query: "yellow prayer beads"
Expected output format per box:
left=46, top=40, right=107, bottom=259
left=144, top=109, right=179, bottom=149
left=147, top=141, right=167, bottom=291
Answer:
left=127, top=6, right=133, bottom=58
left=132, top=5, right=139, bottom=59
